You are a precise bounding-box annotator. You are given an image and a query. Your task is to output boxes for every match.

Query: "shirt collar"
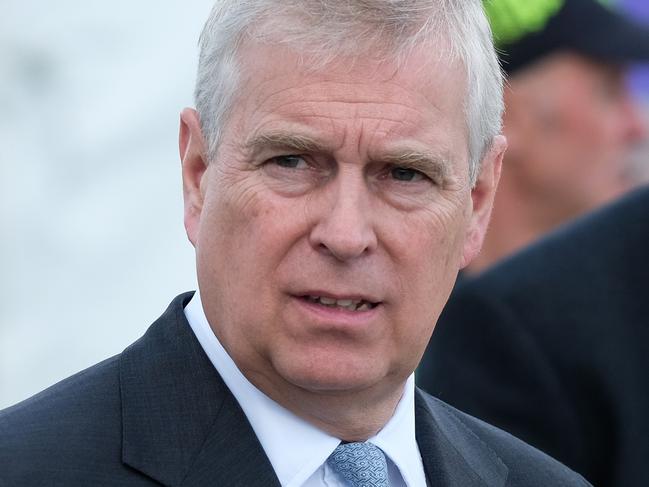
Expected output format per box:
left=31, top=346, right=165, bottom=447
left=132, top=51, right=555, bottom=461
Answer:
left=184, top=290, right=425, bottom=487
left=368, top=373, right=425, bottom=487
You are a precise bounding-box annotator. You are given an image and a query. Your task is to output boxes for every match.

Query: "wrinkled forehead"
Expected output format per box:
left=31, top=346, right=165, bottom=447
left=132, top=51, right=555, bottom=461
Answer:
left=233, top=40, right=467, bottom=103
left=236, top=37, right=469, bottom=123
left=233, top=34, right=468, bottom=106
left=224, top=39, right=471, bottom=173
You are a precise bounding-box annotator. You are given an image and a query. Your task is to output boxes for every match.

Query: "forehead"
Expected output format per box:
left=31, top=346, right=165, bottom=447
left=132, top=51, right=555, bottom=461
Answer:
left=226, top=41, right=469, bottom=163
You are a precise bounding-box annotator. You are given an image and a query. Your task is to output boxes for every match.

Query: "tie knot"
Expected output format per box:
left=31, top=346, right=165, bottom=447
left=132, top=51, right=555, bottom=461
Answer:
left=327, top=442, right=389, bottom=487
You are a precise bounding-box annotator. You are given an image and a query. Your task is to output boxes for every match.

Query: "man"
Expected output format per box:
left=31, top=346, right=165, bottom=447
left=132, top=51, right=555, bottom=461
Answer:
left=418, top=186, right=649, bottom=487
left=0, top=1, right=589, bottom=486
left=467, top=0, right=649, bottom=273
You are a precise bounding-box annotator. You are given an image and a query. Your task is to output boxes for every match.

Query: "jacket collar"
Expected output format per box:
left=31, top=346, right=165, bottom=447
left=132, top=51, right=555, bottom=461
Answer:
left=119, top=293, right=508, bottom=487
left=415, top=389, right=508, bottom=487
left=119, top=292, right=281, bottom=487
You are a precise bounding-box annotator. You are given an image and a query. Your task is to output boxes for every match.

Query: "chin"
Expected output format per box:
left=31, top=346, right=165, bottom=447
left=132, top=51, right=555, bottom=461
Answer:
left=275, top=354, right=389, bottom=394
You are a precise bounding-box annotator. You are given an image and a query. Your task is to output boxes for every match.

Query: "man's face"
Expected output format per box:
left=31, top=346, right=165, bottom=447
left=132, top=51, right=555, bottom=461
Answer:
left=504, top=53, right=646, bottom=219
left=181, top=42, right=503, bottom=402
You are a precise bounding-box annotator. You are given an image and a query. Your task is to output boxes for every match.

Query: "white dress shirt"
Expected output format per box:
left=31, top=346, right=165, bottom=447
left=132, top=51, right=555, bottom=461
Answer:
left=185, top=291, right=427, bottom=487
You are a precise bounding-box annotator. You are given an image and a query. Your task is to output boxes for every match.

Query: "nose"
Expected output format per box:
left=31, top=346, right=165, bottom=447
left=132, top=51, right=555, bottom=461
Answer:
left=309, top=173, right=378, bottom=262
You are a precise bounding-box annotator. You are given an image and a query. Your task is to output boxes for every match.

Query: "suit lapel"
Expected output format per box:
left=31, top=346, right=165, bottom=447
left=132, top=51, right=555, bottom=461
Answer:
left=119, top=293, right=280, bottom=487
left=415, top=389, right=508, bottom=487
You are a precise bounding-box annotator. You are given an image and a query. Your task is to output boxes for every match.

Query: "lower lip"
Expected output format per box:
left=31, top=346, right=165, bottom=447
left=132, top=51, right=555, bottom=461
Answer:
left=291, top=296, right=382, bottom=327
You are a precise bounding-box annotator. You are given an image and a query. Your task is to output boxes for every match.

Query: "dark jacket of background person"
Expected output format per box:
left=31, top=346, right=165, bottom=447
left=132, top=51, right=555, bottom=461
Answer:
left=418, top=186, right=649, bottom=487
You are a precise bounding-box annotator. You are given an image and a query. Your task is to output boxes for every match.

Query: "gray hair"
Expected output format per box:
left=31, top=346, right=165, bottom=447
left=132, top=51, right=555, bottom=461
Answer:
left=194, top=0, right=503, bottom=184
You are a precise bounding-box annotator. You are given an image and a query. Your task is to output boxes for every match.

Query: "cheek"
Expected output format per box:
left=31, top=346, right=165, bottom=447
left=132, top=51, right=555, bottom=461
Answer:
left=196, top=187, right=292, bottom=348
left=389, top=205, right=466, bottom=312
left=201, top=184, right=313, bottom=306
left=196, top=177, right=273, bottom=300
left=388, top=229, right=458, bottom=365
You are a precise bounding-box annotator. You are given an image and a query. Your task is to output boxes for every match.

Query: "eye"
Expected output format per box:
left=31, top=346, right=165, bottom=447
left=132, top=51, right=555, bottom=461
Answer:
left=269, top=155, right=308, bottom=169
left=390, top=166, right=426, bottom=182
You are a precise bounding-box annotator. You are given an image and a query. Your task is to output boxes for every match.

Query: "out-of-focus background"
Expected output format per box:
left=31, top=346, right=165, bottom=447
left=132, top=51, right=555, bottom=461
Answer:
left=624, top=1, right=649, bottom=183
left=1, top=0, right=648, bottom=409
left=1, top=1, right=213, bottom=409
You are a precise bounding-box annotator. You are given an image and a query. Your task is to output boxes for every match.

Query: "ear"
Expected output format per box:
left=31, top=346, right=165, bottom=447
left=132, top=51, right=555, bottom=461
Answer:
left=460, top=135, right=507, bottom=268
left=179, top=108, right=208, bottom=247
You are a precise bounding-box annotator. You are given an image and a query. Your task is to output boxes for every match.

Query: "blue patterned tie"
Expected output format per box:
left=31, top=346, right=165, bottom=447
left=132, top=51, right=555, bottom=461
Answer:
left=327, top=442, right=390, bottom=487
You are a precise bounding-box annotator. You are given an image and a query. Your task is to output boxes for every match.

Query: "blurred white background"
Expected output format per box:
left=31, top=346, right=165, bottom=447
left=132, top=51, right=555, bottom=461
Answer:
left=1, top=1, right=214, bottom=408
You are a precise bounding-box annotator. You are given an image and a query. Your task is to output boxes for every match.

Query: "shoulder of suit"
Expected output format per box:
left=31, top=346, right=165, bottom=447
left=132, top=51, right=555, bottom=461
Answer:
left=0, top=293, right=195, bottom=469
left=0, top=353, right=122, bottom=429
left=0, top=354, right=125, bottom=482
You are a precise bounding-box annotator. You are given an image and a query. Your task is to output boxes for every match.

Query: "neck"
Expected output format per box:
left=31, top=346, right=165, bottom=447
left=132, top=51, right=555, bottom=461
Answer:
left=246, top=369, right=407, bottom=441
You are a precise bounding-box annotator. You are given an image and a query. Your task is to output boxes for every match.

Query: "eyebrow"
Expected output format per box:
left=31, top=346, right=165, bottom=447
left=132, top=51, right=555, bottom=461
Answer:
left=243, top=131, right=329, bottom=156
left=377, top=149, right=452, bottom=183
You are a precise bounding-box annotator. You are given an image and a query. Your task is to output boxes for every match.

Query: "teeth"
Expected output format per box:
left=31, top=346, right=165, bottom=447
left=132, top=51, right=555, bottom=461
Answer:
left=306, top=295, right=375, bottom=311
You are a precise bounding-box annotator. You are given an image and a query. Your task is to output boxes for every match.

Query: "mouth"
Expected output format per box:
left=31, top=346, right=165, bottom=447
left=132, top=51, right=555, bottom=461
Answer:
left=300, top=295, right=380, bottom=312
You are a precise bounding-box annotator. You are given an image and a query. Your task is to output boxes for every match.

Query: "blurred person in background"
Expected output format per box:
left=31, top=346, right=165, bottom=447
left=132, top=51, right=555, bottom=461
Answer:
left=467, top=0, right=649, bottom=274
left=417, top=2, right=649, bottom=485
left=419, top=186, right=649, bottom=487
left=418, top=0, right=649, bottom=487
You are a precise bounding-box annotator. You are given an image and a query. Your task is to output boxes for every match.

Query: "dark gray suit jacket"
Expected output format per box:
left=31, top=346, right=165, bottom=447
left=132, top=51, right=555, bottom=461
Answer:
left=0, top=293, right=589, bottom=486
